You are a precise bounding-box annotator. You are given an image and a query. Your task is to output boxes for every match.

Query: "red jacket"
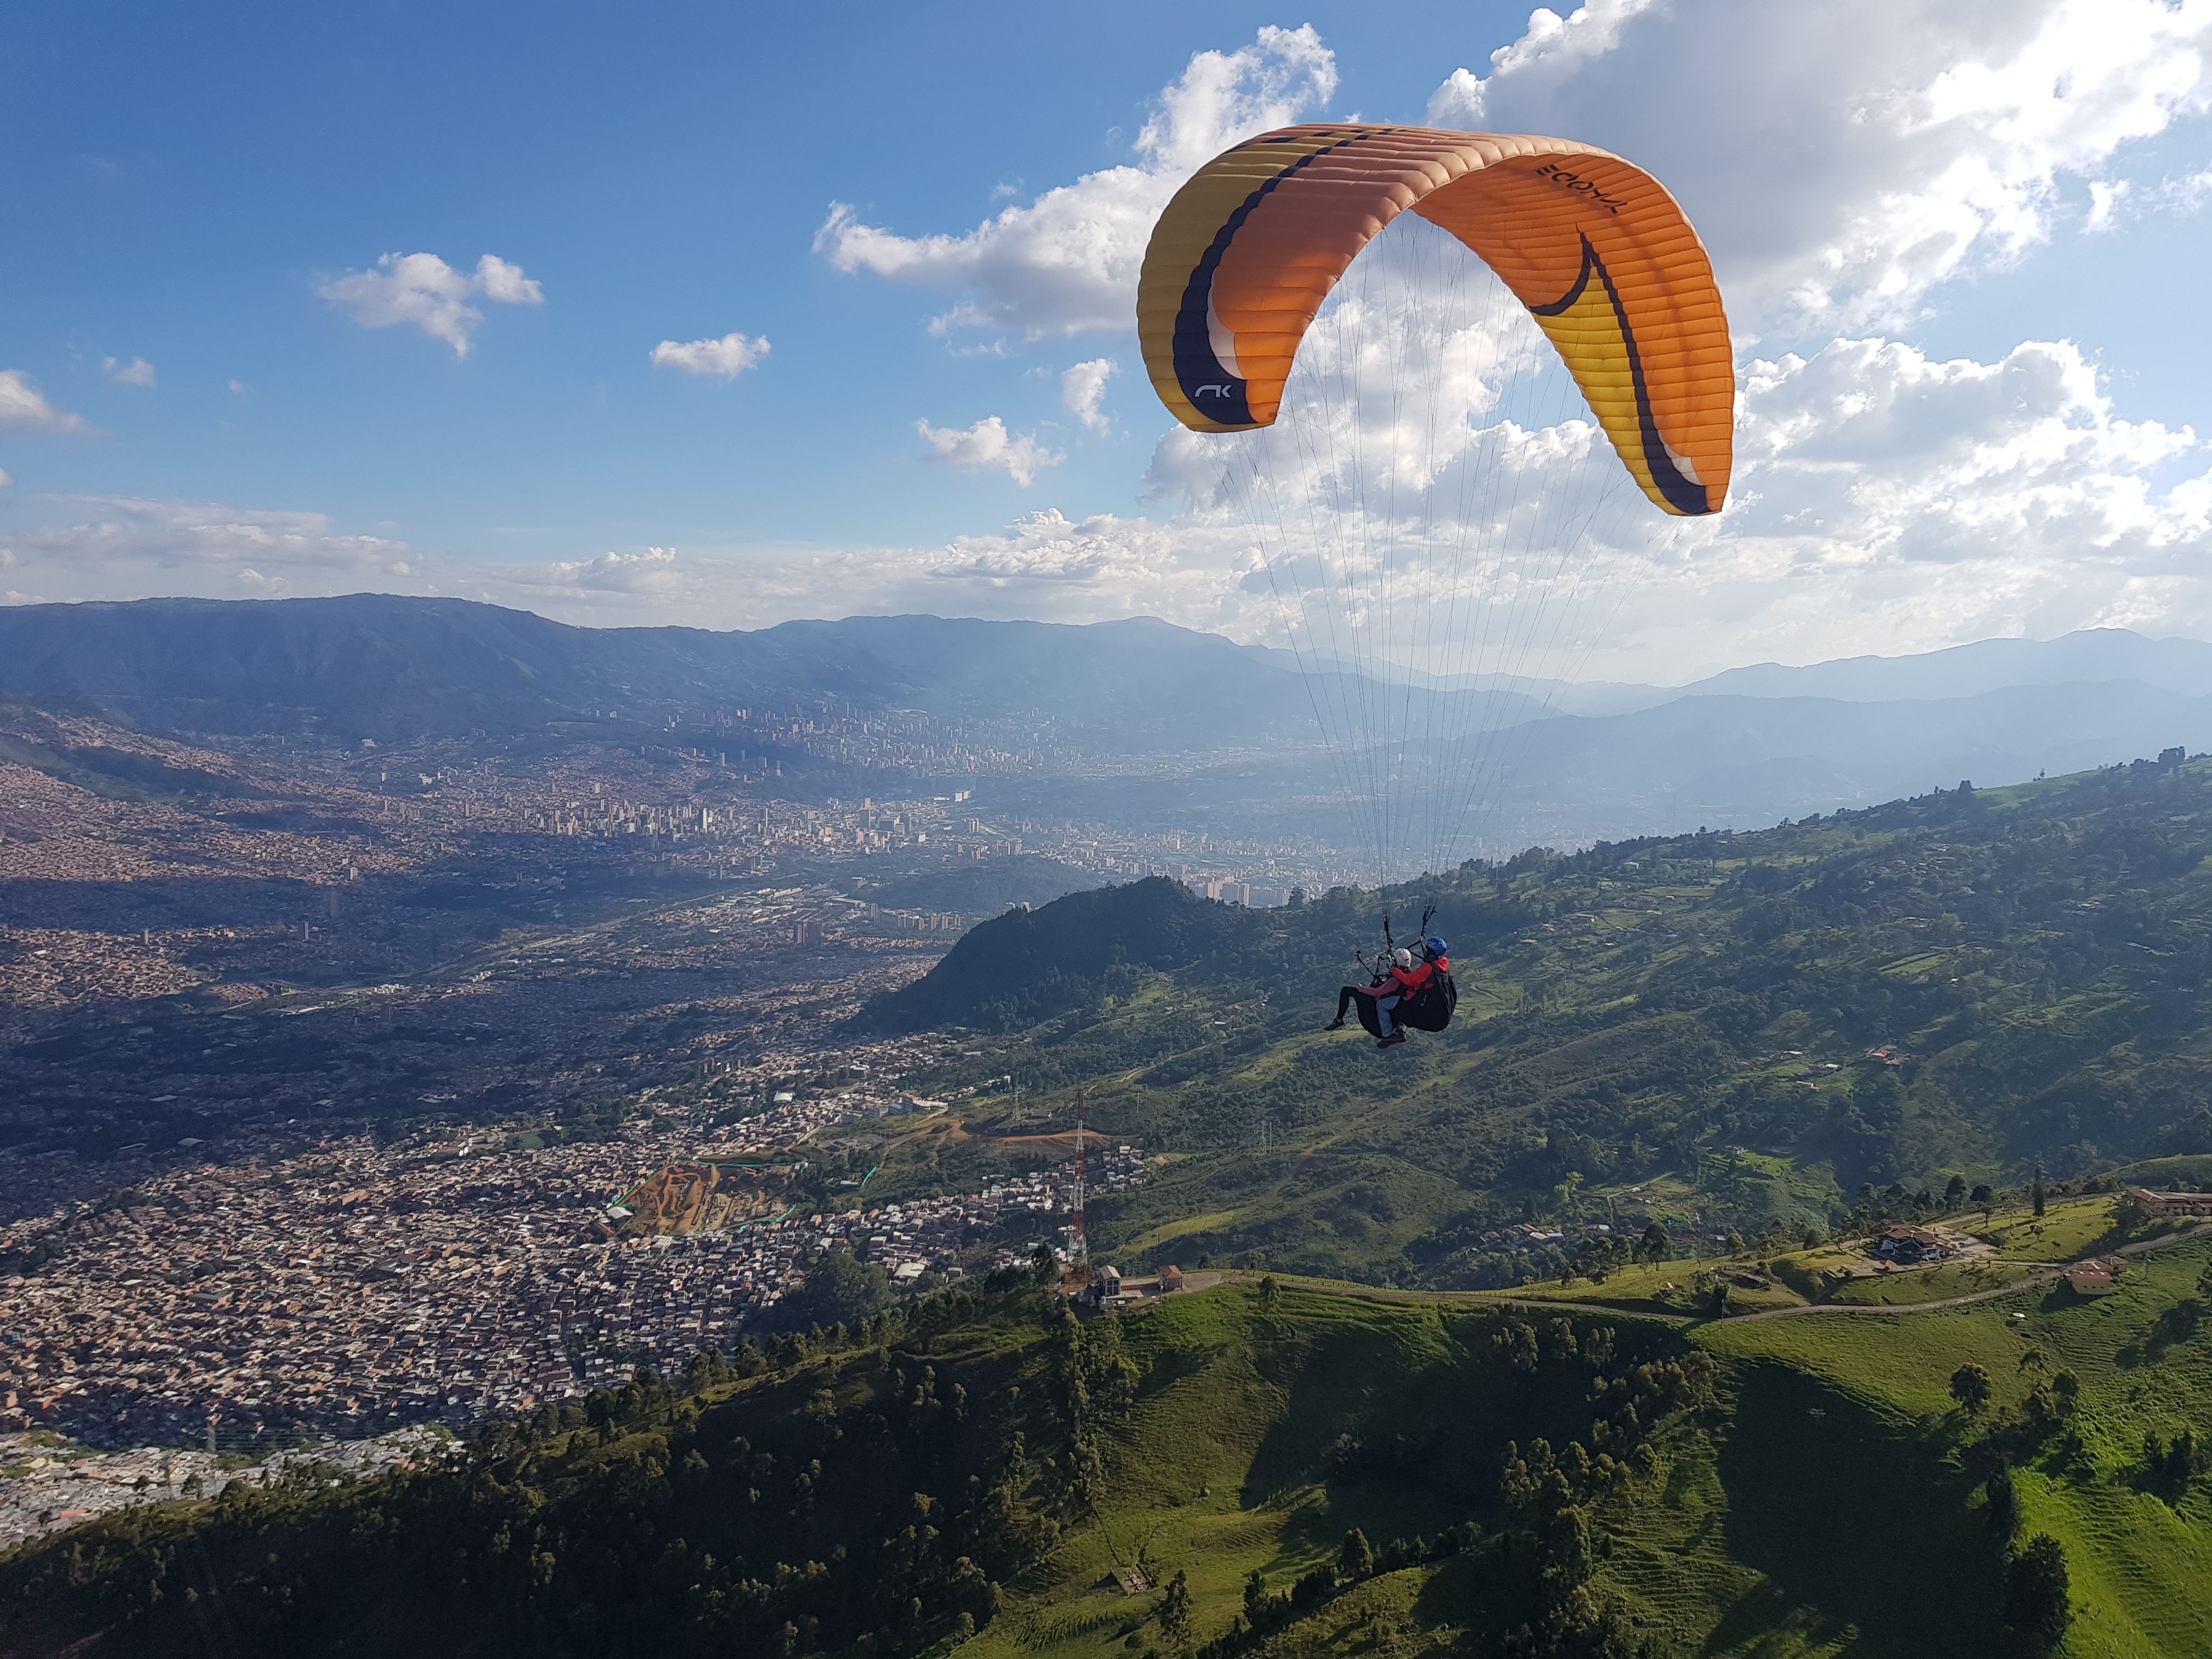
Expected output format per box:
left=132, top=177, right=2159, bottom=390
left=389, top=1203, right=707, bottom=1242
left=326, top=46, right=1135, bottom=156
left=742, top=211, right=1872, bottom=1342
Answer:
left=1389, top=960, right=1434, bottom=995
left=1392, top=955, right=1449, bottom=994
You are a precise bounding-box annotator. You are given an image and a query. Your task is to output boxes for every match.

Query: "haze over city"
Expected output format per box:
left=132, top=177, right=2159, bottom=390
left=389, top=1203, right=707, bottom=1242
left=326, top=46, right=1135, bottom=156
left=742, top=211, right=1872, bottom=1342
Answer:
left=6, top=6, right=2212, bottom=1657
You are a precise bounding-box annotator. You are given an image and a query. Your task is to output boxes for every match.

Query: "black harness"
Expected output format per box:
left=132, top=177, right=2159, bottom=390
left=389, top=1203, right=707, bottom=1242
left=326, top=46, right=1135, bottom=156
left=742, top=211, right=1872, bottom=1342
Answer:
left=1349, top=903, right=1455, bottom=1037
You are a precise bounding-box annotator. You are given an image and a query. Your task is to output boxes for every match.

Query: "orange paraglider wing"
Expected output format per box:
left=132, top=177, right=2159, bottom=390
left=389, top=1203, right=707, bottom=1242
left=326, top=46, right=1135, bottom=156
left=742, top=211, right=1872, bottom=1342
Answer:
left=1136, top=125, right=1733, bottom=516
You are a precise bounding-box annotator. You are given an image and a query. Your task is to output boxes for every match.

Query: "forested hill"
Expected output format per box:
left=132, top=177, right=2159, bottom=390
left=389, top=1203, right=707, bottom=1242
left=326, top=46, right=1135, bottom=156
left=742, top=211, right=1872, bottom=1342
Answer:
left=876, top=752, right=2212, bottom=1279
left=860, top=877, right=1244, bottom=1031
left=10, top=1262, right=2212, bottom=1657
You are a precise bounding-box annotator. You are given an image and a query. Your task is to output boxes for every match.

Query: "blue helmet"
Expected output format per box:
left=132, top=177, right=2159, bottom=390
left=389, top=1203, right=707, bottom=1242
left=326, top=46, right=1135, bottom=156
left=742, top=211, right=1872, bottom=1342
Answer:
left=1425, top=935, right=1448, bottom=957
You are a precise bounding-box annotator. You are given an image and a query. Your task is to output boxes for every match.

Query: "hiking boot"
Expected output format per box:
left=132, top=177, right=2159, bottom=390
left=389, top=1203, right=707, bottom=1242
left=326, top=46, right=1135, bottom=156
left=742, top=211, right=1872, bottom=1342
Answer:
left=1323, top=1017, right=1345, bottom=1031
left=1376, top=1030, right=1407, bottom=1048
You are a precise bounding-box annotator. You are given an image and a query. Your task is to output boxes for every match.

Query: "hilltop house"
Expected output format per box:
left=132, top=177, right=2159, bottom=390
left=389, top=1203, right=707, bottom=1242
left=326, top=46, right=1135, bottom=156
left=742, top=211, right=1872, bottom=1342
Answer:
left=2067, top=1255, right=2128, bottom=1295
left=1084, top=1262, right=1186, bottom=1309
left=2130, top=1187, right=2212, bottom=1218
left=1870, top=1225, right=1950, bottom=1264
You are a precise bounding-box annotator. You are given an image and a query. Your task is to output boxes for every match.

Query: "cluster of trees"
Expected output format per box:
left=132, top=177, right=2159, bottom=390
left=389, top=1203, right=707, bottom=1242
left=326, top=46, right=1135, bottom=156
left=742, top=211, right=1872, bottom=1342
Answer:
left=2001, top=1535, right=2072, bottom=1656
left=1327, top=1314, right=1711, bottom=1656
left=1224, top=1522, right=1482, bottom=1652
left=1558, top=1221, right=1679, bottom=1284
left=1493, top=1427, right=1677, bottom=1658
left=1842, top=1174, right=1996, bottom=1235
left=2140, top=1426, right=2205, bottom=1496
left=1953, top=1352, right=2087, bottom=1453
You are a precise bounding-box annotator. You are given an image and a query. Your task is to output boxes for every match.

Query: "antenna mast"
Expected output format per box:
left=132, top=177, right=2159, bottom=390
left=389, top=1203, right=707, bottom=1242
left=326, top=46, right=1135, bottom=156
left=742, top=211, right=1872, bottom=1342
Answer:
left=1070, top=1087, right=1088, bottom=1267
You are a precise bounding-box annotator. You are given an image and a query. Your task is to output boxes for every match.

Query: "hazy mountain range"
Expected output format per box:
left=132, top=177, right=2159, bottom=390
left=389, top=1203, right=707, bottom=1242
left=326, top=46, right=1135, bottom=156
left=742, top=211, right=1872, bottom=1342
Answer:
left=3, top=594, right=2209, bottom=840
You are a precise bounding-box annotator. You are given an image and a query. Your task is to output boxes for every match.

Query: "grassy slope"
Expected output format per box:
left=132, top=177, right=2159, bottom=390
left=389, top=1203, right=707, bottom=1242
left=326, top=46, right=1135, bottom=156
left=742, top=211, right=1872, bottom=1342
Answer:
left=6, top=1254, right=2208, bottom=1659
left=1979, top=1196, right=2128, bottom=1261
left=1701, top=1232, right=2212, bottom=1658
left=965, top=1261, right=2211, bottom=1657
left=861, top=757, right=2212, bottom=1290
left=1011, top=1240, right=2212, bottom=1658
left=963, top=1288, right=1482, bottom=1659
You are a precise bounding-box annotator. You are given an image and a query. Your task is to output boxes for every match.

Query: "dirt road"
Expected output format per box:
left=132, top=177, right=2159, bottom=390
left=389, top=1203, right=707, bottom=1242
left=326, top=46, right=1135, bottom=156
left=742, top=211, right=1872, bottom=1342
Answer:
left=1195, top=1223, right=2211, bottom=1326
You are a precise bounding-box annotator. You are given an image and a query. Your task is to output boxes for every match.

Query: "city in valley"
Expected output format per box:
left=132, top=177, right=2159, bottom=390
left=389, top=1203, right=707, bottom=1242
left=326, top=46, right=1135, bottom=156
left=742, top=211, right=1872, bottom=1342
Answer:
left=13, top=7, right=2212, bottom=1646
left=0, top=706, right=1194, bottom=1547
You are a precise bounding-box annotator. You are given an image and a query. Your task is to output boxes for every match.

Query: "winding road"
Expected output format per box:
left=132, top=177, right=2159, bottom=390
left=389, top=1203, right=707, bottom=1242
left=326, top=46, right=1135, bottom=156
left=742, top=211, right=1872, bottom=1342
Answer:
left=1197, top=1222, right=2212, bottom=1325
left=1724, top=1221, right=2212, bottom=1323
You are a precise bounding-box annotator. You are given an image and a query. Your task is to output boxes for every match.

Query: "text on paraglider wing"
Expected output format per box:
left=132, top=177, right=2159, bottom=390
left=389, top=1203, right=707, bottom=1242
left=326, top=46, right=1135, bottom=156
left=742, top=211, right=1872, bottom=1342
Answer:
left=1529, top=162, right=1627, bottom=215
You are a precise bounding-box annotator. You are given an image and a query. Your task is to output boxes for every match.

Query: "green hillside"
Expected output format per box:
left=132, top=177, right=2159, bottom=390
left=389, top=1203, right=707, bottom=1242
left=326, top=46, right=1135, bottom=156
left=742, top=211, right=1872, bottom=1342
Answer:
left=8, top=1237, right=2209, bottom=1658
left=862, top=755, right=2212, bottom=1285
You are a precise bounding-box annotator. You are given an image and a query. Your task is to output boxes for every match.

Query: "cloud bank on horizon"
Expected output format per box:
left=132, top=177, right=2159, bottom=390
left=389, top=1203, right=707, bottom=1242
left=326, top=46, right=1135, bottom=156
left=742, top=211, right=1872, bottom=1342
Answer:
left=4, top=1, right=2212, bottom=683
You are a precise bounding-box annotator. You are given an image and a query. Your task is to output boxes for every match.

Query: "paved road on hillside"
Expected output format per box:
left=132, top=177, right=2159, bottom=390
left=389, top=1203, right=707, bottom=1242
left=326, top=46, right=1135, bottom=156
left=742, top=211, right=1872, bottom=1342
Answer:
left=1728, top=1222, right=2212, bottom=1322
left=1202, top=1223, right=2212, bottom=1325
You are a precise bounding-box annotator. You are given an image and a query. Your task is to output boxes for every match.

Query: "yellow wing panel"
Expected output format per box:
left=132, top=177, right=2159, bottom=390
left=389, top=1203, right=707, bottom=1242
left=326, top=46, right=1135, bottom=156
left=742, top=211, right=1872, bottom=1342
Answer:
left=1134, top=124, right=1734, bottom=515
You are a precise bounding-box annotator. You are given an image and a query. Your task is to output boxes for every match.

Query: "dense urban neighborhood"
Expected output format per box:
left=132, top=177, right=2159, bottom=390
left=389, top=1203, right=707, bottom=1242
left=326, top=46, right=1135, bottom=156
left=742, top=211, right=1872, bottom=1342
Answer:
left=1, top=1065, right=1147, bottom=1431
left=0, top=1047, right=1148, bottom=1544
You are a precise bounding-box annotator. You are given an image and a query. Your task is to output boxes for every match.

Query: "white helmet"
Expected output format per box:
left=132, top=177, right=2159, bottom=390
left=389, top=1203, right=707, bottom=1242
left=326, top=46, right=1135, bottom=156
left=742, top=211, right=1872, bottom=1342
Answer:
left=1392, top=946, right=1414, bottom=969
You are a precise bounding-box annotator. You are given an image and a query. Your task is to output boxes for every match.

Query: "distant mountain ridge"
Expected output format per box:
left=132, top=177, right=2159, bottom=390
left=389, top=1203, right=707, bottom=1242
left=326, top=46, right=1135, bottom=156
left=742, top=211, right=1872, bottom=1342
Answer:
left=1677, top=628, right=2212, bottom=703
left=4, top=597, right=2211, bottom=834
left=1482, top=677, right=2212, bottom=814
left=0, top=596, right=1338, bottom=746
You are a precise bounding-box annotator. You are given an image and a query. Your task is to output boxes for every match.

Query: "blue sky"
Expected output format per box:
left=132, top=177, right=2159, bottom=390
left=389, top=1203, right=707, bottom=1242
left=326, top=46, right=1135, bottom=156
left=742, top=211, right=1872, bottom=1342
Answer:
left=3, top=3, right=1527, bottom=544
left=7, top=1, right=2212, bottom=681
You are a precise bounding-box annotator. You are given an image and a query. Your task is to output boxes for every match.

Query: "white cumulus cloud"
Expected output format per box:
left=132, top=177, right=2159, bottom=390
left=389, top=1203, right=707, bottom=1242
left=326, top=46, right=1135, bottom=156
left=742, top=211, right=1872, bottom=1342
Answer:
left=649, top=332, right=771, bottom=379
left=498, top=546, right=695, bottom=606
left=449, top=317, right=2212, bottom=665
left=474, top=511, right=1251, bottom=632
left=815, top=25, right=1336, bottom=339
left=1062, top=359, right=1118, bottom=431
left=1430, top=332, right=2212, bottom=678
left=0, top=495, right=415, bottom=574
left=0, top=370, right=88, bottom=433
left=916, top=416, right=1062, bottom=486
left=1429, top=0, right=2212, bottom=333
left=315, top=252, right=544, bottom=357
left=102, top=356, right=155, bottom=388
left=532, top=545, right=690, bottom=595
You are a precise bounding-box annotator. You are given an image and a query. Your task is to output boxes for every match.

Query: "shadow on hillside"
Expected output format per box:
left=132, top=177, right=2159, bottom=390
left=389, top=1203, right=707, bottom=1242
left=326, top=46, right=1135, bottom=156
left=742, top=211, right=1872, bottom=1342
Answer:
left=1414, top=1541, right=1534, bottom=1646
left=1237, top=1305, right=1624, bottom=1513
left=1714, top=1362, right=2002, bottom=1655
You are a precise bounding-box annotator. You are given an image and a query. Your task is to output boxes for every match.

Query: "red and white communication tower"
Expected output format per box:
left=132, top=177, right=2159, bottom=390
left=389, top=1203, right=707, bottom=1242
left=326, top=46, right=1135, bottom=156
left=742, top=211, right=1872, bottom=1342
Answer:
left=1069, top=1087, right=1089, bottom=1267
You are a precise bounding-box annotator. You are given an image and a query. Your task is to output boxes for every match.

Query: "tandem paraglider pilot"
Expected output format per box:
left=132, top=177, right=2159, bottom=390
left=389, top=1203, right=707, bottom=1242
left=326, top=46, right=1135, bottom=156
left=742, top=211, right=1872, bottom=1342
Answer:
left=1327, top=935, right=1452, bottom=1049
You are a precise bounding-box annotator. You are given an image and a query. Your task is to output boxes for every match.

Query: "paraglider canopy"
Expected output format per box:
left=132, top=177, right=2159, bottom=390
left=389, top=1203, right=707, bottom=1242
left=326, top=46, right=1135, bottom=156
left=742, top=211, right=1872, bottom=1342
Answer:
left=1137, top=124, right=1732, bottom=517
left=1133, top=124, right=1736, bottom=887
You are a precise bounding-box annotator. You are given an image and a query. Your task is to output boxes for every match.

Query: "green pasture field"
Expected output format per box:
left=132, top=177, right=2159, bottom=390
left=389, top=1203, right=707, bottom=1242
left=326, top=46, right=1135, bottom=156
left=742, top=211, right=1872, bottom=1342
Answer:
left=1824, top=1257, right=2044, bottom=1306
left=1705, top=1233, right=2212, bottom=1656
left=1468, top=1257, right=1807, bottom=1316
left=1123, top=1208, right=1241, bottom=1253
left=1974, top=1194, right=2124, bottom=1261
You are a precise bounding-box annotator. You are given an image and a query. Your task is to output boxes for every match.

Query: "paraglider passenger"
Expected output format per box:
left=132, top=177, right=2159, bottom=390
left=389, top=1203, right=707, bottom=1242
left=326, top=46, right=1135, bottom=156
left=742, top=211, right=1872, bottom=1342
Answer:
left=1327, top=946, right=1426, bottom=1047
